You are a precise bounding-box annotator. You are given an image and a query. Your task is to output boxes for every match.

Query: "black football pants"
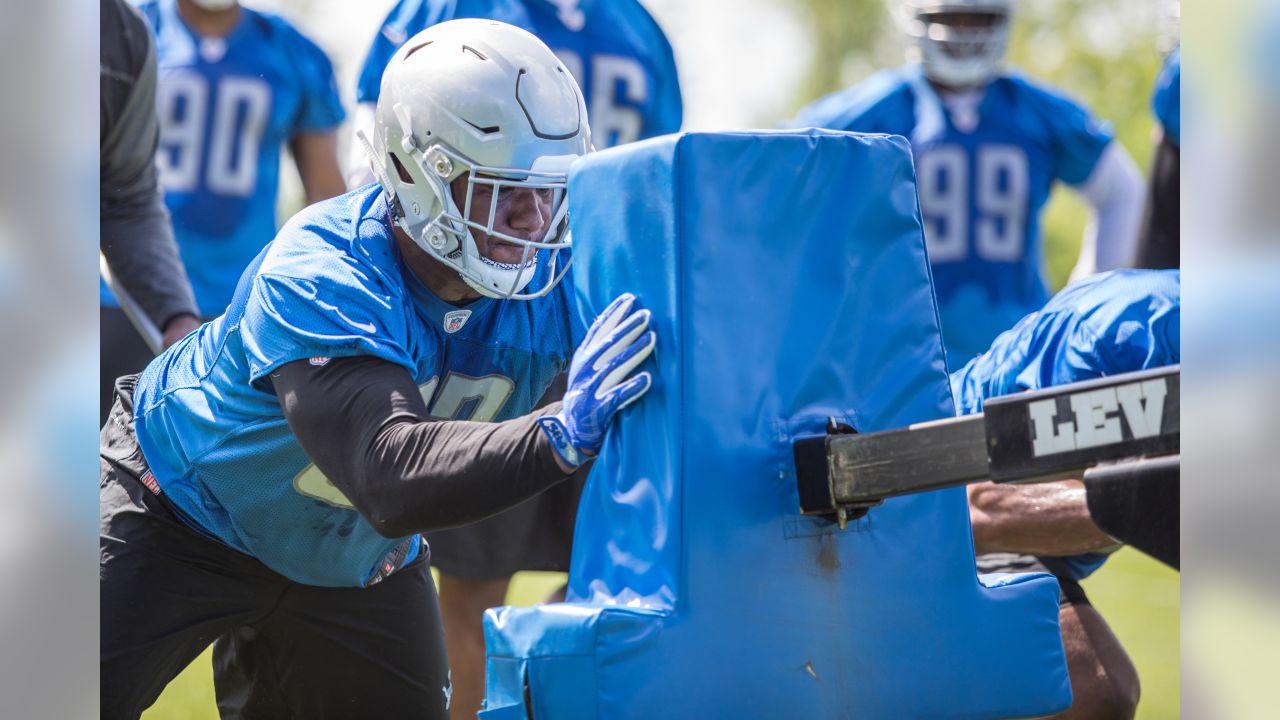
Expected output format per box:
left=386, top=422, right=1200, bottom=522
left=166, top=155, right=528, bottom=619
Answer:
left=99, top=378, right=451, bottom=719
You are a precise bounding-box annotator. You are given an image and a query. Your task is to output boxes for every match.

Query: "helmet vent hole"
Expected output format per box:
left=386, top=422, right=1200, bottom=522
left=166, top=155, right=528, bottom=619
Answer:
left=404, top=41, right=433, bottom=61
left=389, top=154, right=414, bottom=184
left=462, top=45, right=488, bottom=61
left=463, top=119, right=501, bottom=135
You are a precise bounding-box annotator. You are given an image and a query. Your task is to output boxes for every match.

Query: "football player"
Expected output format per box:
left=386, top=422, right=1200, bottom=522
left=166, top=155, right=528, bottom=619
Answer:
left=953, top=268, right=1179, bottom=720
left=101, top=0, right=346, bottom=425
left=100, top=21, right=654, bottom=719
left=794, top=0, right=1145, bottom=370
left=347, top=0, right=682, bottom=186
left=348, top=3, right=681, bottom=714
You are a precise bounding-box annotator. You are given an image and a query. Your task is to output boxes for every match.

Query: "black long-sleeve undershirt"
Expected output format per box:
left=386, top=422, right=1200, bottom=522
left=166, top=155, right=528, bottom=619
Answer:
left=271, top=355, right=575, bottom=539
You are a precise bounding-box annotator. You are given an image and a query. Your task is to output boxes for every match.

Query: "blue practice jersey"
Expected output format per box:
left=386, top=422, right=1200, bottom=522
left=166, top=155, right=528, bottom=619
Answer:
left=132, top=184, right=581, bottom=587
left=1152, top=48, right=1180, bottom=147
left=795, top=65, right=1114, bottom=368
left=950, top=269, right=1180, bottom=579
left=102, top=0, right=345, bottom=317
left=356, top=0, right=681, bottom=148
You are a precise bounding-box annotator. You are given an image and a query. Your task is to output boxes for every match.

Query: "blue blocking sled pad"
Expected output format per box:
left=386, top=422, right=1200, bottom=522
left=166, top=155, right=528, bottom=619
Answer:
left=482, top=130, right=1071, bottom=719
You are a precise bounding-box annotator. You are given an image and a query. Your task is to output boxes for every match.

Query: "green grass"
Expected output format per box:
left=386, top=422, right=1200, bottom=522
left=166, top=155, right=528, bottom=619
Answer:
left=143, top=651, right=216, bottom=719
left=146, top=559, right=1178, bottom=718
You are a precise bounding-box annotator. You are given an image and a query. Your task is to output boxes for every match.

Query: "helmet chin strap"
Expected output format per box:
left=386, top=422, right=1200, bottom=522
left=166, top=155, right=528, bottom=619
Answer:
left=357, top=128, right=404, bottom=219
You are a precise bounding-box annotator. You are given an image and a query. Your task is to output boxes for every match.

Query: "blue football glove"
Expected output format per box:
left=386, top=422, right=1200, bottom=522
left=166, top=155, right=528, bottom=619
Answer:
left=538, top=293, right=656, bottom=469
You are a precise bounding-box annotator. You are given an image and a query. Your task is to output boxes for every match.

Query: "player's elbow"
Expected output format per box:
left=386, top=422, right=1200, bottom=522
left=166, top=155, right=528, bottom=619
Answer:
left=357, top=481, right=417, bottom=537
left=360, top=501, right=418, bottom=539
left=360, top=491, right=456, bottom=538
left=350, top=474, right=460, bottom=538
left=368, top=516, right=415, bottom=540
left=344, top=473, right=421, bottom=539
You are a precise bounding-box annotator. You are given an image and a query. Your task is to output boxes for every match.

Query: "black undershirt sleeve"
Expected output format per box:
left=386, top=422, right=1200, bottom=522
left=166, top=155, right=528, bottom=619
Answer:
left=271, top=355, right=575, bottom=539
left=1134, top=134, right=1180, bottom=269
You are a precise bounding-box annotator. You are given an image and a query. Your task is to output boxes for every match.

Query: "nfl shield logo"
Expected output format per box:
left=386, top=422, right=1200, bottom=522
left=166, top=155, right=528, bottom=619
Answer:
left=443, top=309, right=472, bottom=334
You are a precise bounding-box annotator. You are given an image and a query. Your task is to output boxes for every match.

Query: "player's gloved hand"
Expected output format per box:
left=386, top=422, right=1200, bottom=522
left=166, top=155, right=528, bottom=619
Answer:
left=538, top=293, right=656, bottom=470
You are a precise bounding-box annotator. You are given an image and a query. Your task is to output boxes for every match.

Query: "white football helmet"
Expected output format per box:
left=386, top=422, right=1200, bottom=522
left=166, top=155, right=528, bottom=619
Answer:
left=360, top=19, right=591, bottom=299
left=898, top=1, right=1014, bottom=89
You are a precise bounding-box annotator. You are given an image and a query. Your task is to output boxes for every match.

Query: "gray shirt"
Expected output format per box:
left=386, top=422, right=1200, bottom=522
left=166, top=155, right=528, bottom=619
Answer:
left=100, top=0, right=197, bottom=328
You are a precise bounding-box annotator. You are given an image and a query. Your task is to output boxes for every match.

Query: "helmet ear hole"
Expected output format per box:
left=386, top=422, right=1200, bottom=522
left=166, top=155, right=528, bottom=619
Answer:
left=390, top=154, right=415, bottom=184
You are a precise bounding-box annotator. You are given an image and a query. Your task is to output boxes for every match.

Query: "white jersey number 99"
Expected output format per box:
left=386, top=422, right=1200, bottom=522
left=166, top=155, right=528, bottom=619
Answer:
left=916, top=144, right=1029, bottom=264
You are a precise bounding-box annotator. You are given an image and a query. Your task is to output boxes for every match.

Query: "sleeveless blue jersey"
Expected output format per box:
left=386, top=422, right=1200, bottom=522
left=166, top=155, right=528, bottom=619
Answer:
left=950, top=268, right=1180, bottom=579
left=356, top=0, right=681, bottom=148
left=132, top=184, right=581, bottom=587
left=1152, top=48, right=1180, bottom=147
left=795, top=65, right=1114, bottom=368
left=101, top=0, right=345, bottom=317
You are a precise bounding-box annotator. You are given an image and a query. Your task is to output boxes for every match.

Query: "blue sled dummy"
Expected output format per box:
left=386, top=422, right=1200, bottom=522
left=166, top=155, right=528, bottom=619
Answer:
left=483, top=130, right=1071, bottom=718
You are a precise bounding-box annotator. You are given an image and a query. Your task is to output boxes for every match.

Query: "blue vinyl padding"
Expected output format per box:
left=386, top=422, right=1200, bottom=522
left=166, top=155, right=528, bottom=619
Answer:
left=483, top=130, right=1071, bottom=719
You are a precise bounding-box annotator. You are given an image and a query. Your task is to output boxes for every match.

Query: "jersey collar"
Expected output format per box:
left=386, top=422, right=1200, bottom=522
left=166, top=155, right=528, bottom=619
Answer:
left=393, top=234, right=495, bottom=334
left=531, top=0, right=596, bottom=30
left=906, top=64, right=998, bottom=142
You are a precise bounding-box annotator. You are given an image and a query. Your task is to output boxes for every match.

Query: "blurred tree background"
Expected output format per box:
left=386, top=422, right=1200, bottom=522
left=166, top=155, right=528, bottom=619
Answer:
left=785, top=0, right=1170, bottom=290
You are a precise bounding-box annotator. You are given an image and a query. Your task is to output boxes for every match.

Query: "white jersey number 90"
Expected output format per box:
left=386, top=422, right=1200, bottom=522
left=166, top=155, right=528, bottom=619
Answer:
left=156, top=71, right=270, bottom=197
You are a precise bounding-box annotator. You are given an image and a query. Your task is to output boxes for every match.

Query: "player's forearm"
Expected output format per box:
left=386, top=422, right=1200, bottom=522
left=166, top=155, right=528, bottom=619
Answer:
left=354, top=409, right=571, bottom=538
left=968, top=480, right=1120, bottom=556
left=275, top=355, right=574, bottom=540
left=100, top=205, right=200, bottom=330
